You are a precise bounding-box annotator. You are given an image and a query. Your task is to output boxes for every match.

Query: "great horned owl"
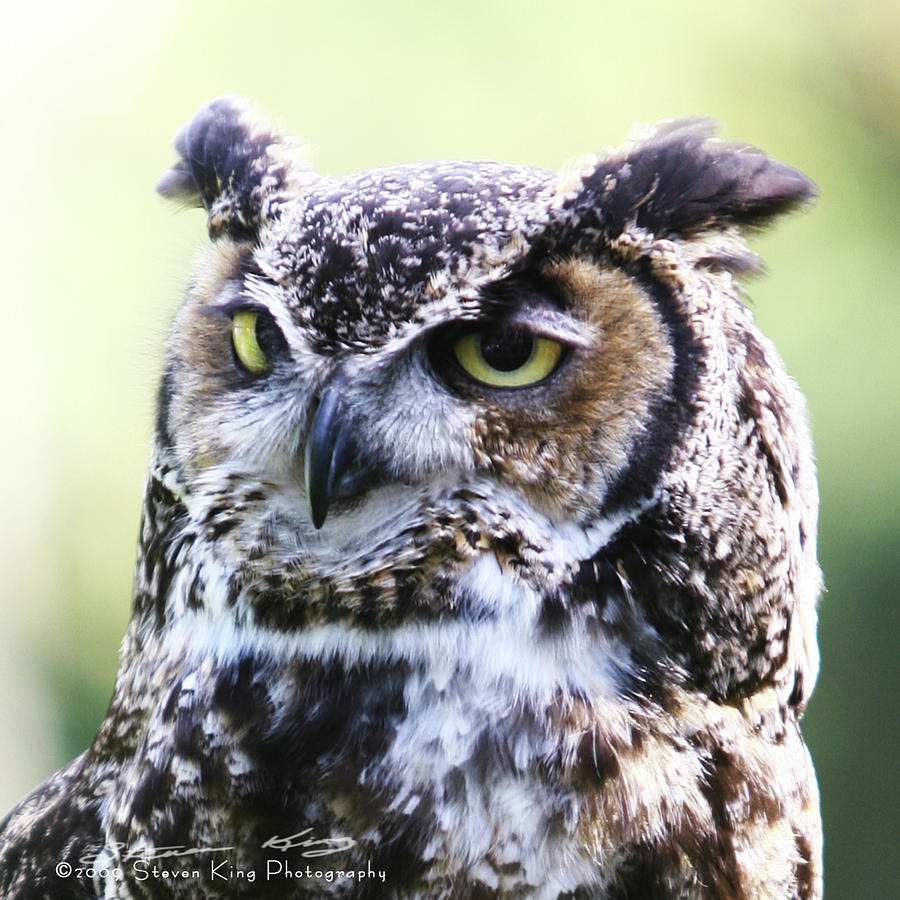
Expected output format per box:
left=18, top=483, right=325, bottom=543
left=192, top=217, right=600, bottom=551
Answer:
left=0, top=97, right=821, bottom=898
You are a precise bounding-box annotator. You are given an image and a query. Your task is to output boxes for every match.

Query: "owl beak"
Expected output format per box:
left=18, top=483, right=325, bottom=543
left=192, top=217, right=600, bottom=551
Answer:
left=303, top=383, right=384, bottom=529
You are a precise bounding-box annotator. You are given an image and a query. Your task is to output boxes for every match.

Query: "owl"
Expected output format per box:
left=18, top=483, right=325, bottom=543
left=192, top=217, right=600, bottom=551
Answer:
left=0, top=97, right=821, bottom=899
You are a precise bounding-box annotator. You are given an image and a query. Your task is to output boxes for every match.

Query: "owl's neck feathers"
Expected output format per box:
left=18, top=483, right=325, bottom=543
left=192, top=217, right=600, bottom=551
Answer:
left=124, top=431, right=813, bottom=727
left=128, top=450, right=658, bottom=705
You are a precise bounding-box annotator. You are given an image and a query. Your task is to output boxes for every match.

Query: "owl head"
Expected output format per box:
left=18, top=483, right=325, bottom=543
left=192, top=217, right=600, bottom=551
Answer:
left=151, top=97, right=819, bottom=714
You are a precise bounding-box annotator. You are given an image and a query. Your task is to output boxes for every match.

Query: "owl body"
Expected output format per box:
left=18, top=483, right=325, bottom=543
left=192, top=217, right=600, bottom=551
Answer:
left=0, top=99, right=821, bottom=898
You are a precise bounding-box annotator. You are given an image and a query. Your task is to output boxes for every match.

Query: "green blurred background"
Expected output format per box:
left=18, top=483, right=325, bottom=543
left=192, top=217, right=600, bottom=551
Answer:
left=0, top=1, right=896, bottom=895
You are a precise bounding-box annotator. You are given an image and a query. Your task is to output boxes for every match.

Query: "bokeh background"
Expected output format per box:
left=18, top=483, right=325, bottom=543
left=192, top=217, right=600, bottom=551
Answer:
left=1, top=1, right=896, bottom=895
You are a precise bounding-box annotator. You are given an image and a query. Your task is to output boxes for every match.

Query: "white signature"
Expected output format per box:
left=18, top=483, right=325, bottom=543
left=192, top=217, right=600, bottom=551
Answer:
left=81, top=829, right=356, bottom=865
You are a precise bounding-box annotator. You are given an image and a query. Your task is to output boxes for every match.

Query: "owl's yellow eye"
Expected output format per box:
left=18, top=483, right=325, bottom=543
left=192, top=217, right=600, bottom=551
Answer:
left=452, top=328, right=564, bottom=388
left=231, top=311, right=272, bottom=374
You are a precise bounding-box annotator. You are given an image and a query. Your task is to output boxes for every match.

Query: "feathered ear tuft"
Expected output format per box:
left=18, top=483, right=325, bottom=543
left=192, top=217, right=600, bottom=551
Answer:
left=558, top=118, right=816, bottom=242
left=156, top=96, right=313, bottom=240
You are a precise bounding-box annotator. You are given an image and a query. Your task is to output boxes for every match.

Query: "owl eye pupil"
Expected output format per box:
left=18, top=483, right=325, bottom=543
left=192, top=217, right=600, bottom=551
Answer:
left=479, top=329, right=534, bottom=372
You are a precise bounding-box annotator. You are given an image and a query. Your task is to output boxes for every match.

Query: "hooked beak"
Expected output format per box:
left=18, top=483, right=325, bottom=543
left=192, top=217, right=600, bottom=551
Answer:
left=303, top=381, right=386, bottom=529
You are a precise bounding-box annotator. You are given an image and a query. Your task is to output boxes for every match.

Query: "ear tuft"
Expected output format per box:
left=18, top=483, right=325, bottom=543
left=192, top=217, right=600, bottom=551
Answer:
left=562, top=118, right=816, bottom=241
left=156, top=96, right=313, bottom=240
